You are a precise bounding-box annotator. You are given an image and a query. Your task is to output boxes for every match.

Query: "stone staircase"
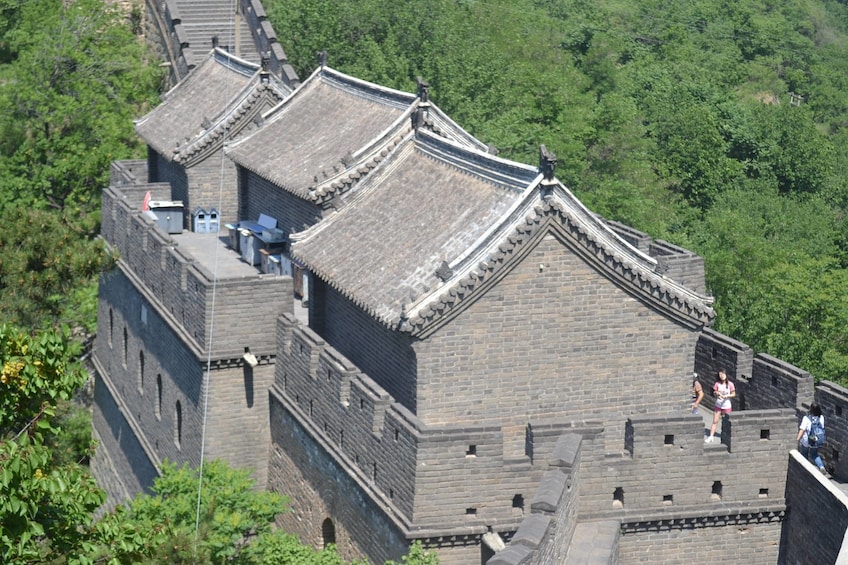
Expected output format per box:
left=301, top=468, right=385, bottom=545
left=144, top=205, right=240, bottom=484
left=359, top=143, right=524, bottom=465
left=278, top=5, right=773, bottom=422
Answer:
left=173, top=0, right=260, bottom=63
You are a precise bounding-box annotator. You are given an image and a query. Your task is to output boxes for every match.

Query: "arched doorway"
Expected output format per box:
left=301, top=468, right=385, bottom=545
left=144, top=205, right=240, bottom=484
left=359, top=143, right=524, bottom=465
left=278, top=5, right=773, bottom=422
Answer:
left=322, top=517, right=336, bottom=548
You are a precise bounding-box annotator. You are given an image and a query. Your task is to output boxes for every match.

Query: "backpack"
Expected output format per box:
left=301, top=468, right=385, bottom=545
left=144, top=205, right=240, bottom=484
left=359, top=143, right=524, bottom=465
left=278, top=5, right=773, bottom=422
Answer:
left=809, top=416, right=826, bottom=447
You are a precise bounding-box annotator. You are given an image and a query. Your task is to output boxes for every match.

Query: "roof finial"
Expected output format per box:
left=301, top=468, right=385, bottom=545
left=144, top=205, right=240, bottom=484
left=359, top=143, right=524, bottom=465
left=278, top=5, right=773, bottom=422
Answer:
left=411, top=107, right=425, bottom=131
left=539, top=145, right=557, bottom=183
left=212, top=35, right=219, bottom=49
left=417, top=77, right=430, bottom=104
left=260, top=52, right=270, bottom=84
left=317, top=51, right=328, bottom=68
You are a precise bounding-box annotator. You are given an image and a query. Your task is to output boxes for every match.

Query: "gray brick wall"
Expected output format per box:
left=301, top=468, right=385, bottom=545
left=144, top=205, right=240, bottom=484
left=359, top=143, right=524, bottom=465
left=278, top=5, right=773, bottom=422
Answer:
left=813, top=382, right=848, bottom=478
left=647, top=239, right=707, bottom=295
left=267, top=397, right=411, bottom=565
left=779, top=451, right=848, bottom=565
left=90, top=369, right=159, bottom=506
left=694, top=329, right=754, bottom=409
left=490, top=434, right=582, bottom=565
left=101, top=184, right=292, bottom=358
left=183, top=154, right=240, bottom=226
left=92, top=258, right=284, bottom=502
left=240, top=170, right=323, bottom=235
left=417, top=235, right=699, bottom=433
left=316, top=282, right=418, bottom=412
left=745, top=354, right=813, bottom=411
left=149, top=151, right=189, bottom=227
left=619, top=520, right=781, bottom=564
left=603, top=221, right=707, bottom=295
left=275, top=313, right=602, bottom=531
left=578, top=409, right=795, bottom=518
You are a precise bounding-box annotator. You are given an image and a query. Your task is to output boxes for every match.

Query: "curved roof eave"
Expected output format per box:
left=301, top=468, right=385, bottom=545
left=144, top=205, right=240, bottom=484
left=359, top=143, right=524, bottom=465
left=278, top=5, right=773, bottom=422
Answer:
left=401, top=181, right=715, bottom=337
left=135, top=48, right=263, bottom=161
left=225, top=66, right=420, bottom=199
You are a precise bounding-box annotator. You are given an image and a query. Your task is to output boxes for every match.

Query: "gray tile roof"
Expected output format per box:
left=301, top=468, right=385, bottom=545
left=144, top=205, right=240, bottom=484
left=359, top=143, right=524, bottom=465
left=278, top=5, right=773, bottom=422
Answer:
left=225, top=66, right=418, bottom=198
left=290, top=129, right=536, bottom=326
left=292, top=132, right=715, bottom=334
left=225, top=66, right=491, bottom=205
left=135, top=48, right=290, bottom=163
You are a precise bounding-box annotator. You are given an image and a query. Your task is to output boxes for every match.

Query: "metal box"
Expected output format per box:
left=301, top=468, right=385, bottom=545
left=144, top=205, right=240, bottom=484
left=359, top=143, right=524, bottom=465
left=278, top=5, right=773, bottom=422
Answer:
left=148, top=200, right=184, bottom=234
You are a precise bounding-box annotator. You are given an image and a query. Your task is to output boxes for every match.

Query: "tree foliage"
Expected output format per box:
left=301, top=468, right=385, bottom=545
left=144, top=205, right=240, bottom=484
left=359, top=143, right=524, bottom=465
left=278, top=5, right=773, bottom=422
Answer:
left=0, top=0, right=162, bottom=212
left=0, top=207, right=116, bottom=331
left=0, top=325, right=105, bottom=564
left=92, top=460, right=435, bottom=564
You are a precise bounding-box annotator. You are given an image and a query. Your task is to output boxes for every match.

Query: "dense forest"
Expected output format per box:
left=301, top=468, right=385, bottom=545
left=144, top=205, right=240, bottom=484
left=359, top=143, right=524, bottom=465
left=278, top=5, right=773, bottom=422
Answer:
left=267, top=0, right=848, bottom=385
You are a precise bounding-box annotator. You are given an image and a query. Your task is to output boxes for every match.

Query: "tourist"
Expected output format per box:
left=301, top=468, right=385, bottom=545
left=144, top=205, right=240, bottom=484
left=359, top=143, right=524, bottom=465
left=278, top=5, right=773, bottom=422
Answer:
left=797, top=403, right=826, bottom=473
left=705, top=370, right=735, bottom=443
left=691, top=373, right=703, bottom=415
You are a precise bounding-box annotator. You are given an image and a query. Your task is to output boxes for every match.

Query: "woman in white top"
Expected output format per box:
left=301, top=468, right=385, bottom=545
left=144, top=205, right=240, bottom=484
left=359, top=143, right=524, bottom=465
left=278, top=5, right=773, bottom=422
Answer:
left=797, top=402, right=826, bottom=473
left=706, top=370, right=735, bottom=443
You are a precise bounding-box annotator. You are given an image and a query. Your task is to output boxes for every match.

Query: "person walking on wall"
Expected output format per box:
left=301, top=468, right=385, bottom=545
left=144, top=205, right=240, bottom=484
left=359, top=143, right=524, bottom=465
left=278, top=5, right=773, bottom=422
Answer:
left=705, top=370, right=735, bottom=443
left=797, top=402, right=827, bottom=473
left=691, top=373, right=704, bottom=415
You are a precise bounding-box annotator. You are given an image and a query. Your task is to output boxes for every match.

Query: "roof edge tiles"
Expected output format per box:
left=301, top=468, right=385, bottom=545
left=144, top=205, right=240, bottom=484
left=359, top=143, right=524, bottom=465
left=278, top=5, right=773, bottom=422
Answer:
left=292, top=133, right=714, bottom=336
left=225, top=65, right=421, bottom=199
left=135, top=48, right=272, bottom=161
left=403, top=182, right=716, bottom=337
left=174, top=80, right=290, bottom=165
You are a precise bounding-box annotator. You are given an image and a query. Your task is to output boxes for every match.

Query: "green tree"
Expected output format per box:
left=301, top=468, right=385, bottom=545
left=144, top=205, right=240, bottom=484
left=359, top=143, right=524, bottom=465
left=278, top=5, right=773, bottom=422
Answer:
left=95, top=460, right=366, bottom=564
left=0, top=324, right=105, bottom=564
left=0, top=207, right=116, bottom=331
left=0, top=0, right=162, bottom=211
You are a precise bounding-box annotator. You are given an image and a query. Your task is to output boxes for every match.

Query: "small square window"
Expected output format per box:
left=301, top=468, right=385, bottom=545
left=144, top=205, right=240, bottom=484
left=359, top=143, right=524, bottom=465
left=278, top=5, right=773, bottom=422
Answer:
left=664, top=434, right=674, bottom=445
left=662, top=494, right=673, bottom=505
left=760, top=429, right=770, bottom=440
left=466, top=445, right=477, bottom=457
left=465, top=508, right=477, bottom=516
left=759, top=488, right=768, bottom=499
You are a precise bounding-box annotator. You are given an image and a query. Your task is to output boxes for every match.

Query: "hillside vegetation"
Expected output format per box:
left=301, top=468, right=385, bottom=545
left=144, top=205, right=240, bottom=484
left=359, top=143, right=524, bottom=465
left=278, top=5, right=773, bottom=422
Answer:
left=268, top=0, right=848, bottom=384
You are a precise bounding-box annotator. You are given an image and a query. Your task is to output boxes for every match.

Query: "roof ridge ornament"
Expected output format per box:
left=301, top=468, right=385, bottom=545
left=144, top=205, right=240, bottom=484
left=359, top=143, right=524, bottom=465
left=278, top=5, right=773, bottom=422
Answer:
left=317, top=50, right=328, bottom=68
left=260, top=52, right=270, bottom=83
left=435, top=260, right=454, bottom=282
left=417, top=77, right=430, bottom=104
left=412, top=77, right=431, bottom=132
left=539, top=145, right=557, bottom=199
left=539, top=145, right=557, bottom=182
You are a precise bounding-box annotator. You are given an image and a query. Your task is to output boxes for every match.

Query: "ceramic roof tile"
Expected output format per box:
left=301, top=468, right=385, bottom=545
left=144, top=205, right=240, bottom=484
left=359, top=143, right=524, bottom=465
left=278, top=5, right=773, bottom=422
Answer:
left=135, top=49, right=267, bottom=160
left=291, top=130, right=536, bottom=324
left=225, top=67, right=418, bottom=197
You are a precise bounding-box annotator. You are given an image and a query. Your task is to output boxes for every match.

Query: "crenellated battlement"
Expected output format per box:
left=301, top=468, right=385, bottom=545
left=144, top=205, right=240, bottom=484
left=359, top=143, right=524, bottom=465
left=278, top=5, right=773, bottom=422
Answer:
left=272, top=313, right=608, bottom=534
left=101, top=183, right=292, bottom=360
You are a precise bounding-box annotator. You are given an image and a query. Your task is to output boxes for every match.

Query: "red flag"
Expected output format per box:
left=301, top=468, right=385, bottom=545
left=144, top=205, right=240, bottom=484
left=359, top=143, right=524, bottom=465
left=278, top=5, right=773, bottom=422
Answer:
left=142, top=191, right=152, bottom=211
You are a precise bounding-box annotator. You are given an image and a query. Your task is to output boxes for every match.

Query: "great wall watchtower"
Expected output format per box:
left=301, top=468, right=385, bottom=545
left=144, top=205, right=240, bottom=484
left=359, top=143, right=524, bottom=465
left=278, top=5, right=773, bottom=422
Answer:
left=90, top=2, right=848, bottom=563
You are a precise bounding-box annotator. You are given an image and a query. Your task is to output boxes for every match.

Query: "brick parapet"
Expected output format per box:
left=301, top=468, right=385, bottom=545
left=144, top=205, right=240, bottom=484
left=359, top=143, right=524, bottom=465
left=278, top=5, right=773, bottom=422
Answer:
left=487, top=433, right=583, bottom=564
left=695, top=329, right=754, bottom=407
left=744, top=353, right=814, bottom=411
left=603, top=220, right=707, bottom=294
left=780, top=451, right=848, bottom=564
left=239, top=0, right=299, bottom=87
left=102, top=183, right=291, bottom=359
left=92, top=265, right=277, bottom=505
left=579, top=409, right=795, bottom=519
left=813, top=381, right=848, bottom=478
left=110, top=159, right=148, bottom=187
left=275, top=313, right=598, bottom=533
